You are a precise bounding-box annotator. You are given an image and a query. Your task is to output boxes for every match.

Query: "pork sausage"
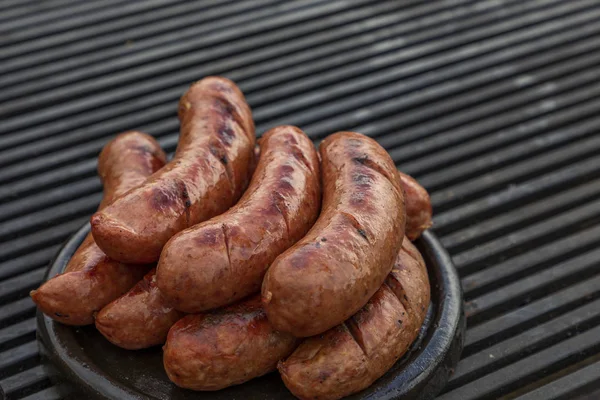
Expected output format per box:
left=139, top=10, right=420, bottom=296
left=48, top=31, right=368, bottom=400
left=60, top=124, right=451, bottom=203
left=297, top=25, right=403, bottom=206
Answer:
left=95, top=268, right=185, bottom=350
left=91, top=77, right=255, bottom=263
left=30, top=131, right=166, bottom=325
left=279, top=238, right=430, bottom=400
left=262, top=131, right=406, bottom=337
left=161, top=183, right=428, bottom=391
left=157, top=125, right=321, bottom=313
left=399, top=171, right=432, bottom=240
left=163, top=295, right=298, bottom=390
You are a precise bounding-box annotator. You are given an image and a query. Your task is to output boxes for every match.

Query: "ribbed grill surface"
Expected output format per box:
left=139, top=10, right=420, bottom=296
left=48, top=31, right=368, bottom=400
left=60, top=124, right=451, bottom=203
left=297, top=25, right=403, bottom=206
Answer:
left=1, top=1, right=599, bottom=399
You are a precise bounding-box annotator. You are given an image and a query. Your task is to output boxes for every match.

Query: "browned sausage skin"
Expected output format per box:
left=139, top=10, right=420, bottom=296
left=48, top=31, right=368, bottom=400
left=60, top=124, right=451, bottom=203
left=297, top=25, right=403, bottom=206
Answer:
left=279, top=238, right=430, bottom=400
left=91, top=77, right=256, bottom=264
left=399, top=171, right=432, bottom=240
left=30, top=132, right=166, bottom=326
left=95, top=269, right=185, bottom=350
left=262, top=131, right=406, bottom=337
left=163, top=295, right=298, bottom=391
left=161, top=182, right=430, bottom=391
left=157, top=126, right=321, bottom=313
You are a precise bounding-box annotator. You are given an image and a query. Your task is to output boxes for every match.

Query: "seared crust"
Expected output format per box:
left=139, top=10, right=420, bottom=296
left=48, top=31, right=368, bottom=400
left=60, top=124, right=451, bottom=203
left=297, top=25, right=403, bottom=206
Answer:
left=91, top=77, right=255, bottom=263
left=163, top=295, right=298, bottom=390
left=279, top=238, right=430, bottom=400
left=262, top=131, right=406, bottom=337
left=30, top=132, right=165, bottom=325
left=157, top=126, right=321, bottom=313
left=95, top=268, right=185, bottom=349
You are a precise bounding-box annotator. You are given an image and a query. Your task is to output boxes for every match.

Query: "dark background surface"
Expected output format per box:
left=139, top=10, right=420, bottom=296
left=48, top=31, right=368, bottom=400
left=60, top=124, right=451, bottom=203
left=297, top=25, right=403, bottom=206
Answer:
left=1, top=0, right=600, bottom=399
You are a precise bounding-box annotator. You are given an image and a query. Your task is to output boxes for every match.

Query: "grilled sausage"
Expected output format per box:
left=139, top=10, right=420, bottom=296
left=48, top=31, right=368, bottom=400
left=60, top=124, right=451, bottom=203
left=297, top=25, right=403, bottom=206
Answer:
left=163, top=295, right=298, bottom=390
left=91, top=77, right=255, bottom=263
left=161, top=185, right=429, bottom=391
left=262, top=131, right=406, bottom=337
left=279, top=238, right=430, bottom=400
left=157, top=126, right=321, bottom=313
left=30, top=132, right=166, bottom=325
left=95, top=269, right=185, bottom=350
left=399, top=171, right=432, bottom=240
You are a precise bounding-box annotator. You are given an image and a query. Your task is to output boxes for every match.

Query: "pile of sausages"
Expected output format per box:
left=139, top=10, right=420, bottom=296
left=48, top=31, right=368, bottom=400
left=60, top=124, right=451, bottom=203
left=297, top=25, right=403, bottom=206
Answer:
left=31, top=77, right=433, bottom=400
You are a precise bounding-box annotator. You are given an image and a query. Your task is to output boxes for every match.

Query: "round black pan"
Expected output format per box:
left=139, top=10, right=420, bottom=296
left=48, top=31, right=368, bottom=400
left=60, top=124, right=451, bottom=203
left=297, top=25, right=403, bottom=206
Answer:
left=37, top=224, right=464, bottom=400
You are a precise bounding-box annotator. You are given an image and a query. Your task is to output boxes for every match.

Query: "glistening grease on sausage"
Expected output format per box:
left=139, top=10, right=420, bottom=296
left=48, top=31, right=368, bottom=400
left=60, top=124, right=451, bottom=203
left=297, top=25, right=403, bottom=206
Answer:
left=160, top=180, right=431, bottom=391
left=279, top=238, right=430, bottom=400
left=399, top=171, right=432, bottom=240
left=30, top=132, right=166, bottom=325
left=95, top=269, right=185, bottom=350
left=157, top=126, right=321, bottom=313
left=163, top=295, right=298, bottom=390
left=262, top=131, right=406, bottom=337
left=91, top=77, right=255, bottom=263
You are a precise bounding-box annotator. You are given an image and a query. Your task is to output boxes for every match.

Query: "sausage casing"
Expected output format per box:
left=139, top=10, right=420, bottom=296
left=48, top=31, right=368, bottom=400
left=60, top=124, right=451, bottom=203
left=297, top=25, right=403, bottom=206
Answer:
left=163, top=295, right=298, bottom=390
left=95, top=268, right=185, bottom=350
left=157, top=125, right=321, bottom=313
left=399, top=171, right=432, bottom=240
left=279, top=238, right=430, bottom=400
left=30, top=131, right=166, bottom=325
left=161, top=180, right=429, bottom=391
left=91, top=77, right=255, bottom=263
left=262, top=131, right=406, bottom=337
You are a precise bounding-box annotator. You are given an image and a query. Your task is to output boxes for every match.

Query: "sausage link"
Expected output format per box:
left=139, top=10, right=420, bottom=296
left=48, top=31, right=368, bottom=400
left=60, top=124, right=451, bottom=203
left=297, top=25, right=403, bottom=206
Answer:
left=279, top=238, right=430, bottom=400
left=91, top=77, right=256, bottom=263
left=157, top=126, right=321, bottom=313
left=160, top=183, right=428, bottom=390
left=95, top=269, right=185, bottom=349
left=30, top=132, right=166, bottom=325
left=163, top=295, right=298, bottom=390
left=262, top=131, right=406, bottom=337
left=399, top=171, right=432, bottom=240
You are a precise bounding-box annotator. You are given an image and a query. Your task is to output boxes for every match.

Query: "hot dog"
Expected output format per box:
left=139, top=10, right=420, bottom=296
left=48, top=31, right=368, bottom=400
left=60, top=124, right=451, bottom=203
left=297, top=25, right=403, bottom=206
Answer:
left=91, top=77, right=255, bottom=264
left=262, top=131, right=406, bottom=337
left=157, top=125, right=321, bottom=313
left=95, top=269, right=185, bottom=350
left=279, top=238, right=430, bottom=400
left=30, top=131, right=166, bottom=325
left=399, top=171, right=432, bottom=240
left=163, top=295, right=298, bottom=390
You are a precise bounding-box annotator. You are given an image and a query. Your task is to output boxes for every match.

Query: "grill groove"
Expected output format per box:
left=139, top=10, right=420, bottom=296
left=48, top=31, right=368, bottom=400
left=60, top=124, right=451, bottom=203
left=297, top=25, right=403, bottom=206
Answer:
left=1, top=0, right=599, bottom=398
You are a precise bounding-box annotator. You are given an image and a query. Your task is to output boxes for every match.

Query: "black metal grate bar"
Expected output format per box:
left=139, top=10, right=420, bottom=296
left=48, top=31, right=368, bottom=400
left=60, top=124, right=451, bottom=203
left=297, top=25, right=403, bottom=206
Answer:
left=1, top=0, right=600, bottom=398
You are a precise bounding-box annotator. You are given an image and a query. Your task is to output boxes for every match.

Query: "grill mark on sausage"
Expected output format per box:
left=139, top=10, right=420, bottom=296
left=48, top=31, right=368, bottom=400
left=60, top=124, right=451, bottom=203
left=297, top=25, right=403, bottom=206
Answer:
left=288, top=143, right=315, bottom=175
left=352, top=171, right=374, bottom=187
left=218, top=126, right=236, bottom=146
left=352, top=154, right=398, bottom=193
left=340, top=211, right=369, bottom=243
left=150, top=179, right=190, bottom=224
left=271, top=191, right=290, bottom=239
left=384, top=276, right=416, bottom=326
left=317, top=370, right=332, bottom=383
left=209, top=81, right=235, bottom=94
left=150, top=187, right=175, bottom=211
left=213, top=97, right=236, bottom=119
left=133, top=144, right=155, bottom=156
left=208, top=139, right=235, bottom=195
left=343, top=320, right=367, bottom=356
left=181, top=181, right=191, bottom=227
left=212, top=96, right=254, bottom=143
left=222, top=223, right=233, bottom=271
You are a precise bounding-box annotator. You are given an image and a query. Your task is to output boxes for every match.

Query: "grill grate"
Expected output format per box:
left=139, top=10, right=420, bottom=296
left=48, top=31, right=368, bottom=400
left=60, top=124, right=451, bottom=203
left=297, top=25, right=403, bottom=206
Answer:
left=1, top=0, right=600, bottom=399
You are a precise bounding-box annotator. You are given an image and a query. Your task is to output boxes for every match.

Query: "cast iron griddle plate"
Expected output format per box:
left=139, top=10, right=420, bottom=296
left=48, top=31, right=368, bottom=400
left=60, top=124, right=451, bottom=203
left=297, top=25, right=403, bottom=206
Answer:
left=36, top=224, right=464, bottom=400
